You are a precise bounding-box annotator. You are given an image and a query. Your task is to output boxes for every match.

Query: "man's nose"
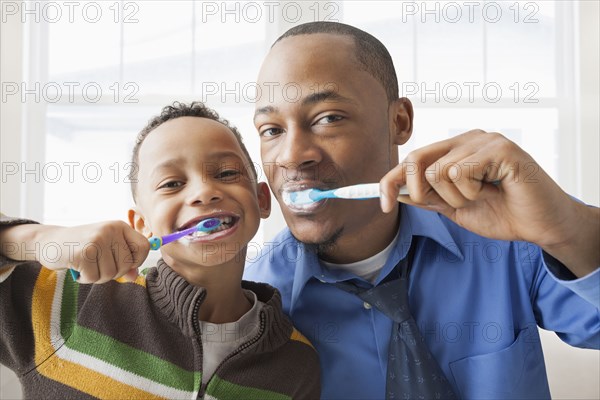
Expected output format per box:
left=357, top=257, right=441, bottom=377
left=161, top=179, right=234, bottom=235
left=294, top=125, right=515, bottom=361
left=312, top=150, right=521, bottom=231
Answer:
left=275, top=125, right=322, bottom=173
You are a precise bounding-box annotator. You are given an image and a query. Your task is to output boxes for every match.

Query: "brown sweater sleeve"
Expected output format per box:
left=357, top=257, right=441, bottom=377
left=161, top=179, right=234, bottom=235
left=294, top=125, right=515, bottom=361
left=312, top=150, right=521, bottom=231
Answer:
left=0, top=214, right=43, bottom=374
left=0, top=260, right=42, bottom=376
left=0, top=213, right=40, bottom=265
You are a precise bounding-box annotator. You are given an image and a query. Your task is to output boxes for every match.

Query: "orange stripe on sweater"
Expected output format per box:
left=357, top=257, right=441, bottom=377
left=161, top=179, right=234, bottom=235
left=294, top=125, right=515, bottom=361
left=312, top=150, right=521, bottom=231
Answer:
left=290, top=328, right=314, bottom=349
left=31, top=268, right=163, bottom=399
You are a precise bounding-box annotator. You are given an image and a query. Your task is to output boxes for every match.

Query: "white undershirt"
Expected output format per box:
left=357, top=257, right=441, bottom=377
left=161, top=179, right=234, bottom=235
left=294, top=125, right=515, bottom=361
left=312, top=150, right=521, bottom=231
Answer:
left=199, top=289, right=263, bottom=385
left=320, top=229, right=401, bottom=283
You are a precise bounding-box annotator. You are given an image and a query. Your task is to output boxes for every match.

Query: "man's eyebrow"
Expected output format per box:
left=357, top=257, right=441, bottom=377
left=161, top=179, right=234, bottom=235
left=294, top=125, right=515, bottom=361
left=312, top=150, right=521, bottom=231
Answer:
left=301, top=90, right=356, bottom=107
left=254, top=105, right=277, bottom=123
left=253, top=90, right=356, bottom=123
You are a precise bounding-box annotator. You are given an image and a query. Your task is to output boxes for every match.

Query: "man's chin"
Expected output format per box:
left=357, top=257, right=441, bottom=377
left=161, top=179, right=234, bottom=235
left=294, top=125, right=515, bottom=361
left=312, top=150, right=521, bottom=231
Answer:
left=289, top=227, right=343, bottom=257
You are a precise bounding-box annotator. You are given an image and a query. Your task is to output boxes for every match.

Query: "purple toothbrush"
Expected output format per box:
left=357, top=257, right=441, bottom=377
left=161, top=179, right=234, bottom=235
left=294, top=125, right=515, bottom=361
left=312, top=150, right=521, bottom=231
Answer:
left=70, top=217, right=222, bottom=280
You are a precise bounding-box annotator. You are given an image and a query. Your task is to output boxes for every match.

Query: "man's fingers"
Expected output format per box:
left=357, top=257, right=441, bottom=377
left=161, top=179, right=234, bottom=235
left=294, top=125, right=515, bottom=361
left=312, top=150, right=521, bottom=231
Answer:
left=380, top=163, right=410, bottom=213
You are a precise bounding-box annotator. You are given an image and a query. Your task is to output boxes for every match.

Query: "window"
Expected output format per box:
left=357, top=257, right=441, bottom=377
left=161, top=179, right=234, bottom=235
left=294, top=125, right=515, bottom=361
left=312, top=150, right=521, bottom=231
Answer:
left=5, top=0, right=584, bottom=236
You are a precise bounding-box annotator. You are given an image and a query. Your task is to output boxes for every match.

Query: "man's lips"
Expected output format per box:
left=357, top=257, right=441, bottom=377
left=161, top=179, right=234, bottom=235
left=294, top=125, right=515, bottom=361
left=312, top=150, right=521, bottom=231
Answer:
left=280, top=182, right=333, bottom=214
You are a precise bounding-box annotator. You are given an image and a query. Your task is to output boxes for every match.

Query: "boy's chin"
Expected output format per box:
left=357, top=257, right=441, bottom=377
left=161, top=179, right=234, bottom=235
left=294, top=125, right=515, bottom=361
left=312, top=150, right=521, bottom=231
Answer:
left=163, top=249, right=246, bottom=271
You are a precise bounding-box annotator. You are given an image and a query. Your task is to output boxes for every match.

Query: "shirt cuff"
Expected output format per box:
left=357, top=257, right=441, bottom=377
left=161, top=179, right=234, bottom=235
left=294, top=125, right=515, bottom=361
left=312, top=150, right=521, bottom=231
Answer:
left=543, top=251, right=600, bottom=309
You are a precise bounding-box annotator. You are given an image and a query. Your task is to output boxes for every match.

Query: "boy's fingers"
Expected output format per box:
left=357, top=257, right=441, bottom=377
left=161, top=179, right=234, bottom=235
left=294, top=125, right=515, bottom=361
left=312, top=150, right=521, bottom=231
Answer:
left=96, top=243, right=118, bottom=284
left=123, top=228, right=150, bottom=269
left=77, top=260, right=100, bottom=284
left=123, top=268, right=139, bottom=282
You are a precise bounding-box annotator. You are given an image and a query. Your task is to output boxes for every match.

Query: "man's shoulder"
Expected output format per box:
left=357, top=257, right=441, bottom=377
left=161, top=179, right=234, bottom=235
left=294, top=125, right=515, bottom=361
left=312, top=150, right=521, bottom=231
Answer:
left=245, top=228, right=299, bottom=270
left=243, top=228, right=299, bottom=301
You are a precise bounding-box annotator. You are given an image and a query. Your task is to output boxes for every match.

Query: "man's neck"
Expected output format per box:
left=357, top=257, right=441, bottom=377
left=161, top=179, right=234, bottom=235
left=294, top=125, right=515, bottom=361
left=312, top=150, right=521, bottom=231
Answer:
left=318, top=205, right=401, bottom=264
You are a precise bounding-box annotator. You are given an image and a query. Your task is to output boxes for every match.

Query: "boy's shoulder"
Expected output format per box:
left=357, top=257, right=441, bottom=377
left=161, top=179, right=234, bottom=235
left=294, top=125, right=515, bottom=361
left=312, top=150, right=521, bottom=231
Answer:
left=238, top=279, right=321, bottom=396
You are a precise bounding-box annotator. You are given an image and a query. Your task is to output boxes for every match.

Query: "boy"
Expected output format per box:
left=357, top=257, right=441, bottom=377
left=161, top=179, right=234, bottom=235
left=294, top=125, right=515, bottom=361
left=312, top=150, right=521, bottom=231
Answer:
left=0, top=102, right=320, bottom=399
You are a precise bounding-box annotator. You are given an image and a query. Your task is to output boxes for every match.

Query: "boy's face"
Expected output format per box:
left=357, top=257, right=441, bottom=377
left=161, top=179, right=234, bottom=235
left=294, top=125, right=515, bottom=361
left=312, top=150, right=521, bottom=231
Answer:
left=254, top=34, right=411, bottom=251
left=130, top=117, right=270, bottom=270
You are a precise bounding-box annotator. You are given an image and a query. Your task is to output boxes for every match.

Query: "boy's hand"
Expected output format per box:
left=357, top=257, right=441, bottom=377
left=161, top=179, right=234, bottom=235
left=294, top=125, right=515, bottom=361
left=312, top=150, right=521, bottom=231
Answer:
left=0, top=221, right=150, bottom=284
left=379, top=130, right=600, bottom=277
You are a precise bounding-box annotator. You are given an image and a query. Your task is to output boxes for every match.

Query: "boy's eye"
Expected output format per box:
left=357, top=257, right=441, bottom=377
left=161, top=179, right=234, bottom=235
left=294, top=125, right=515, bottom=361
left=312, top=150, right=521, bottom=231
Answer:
left=217, top=170, right=241, bottom=180
left=315, top=114, right=343, bottom=125
left=260, top=127, right=284, bottom=138
left=158, top=181, right=183, bottom=189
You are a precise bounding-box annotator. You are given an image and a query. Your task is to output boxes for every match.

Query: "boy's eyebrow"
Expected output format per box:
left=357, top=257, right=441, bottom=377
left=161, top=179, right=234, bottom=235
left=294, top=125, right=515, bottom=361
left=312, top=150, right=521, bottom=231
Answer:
left=150, top=151, right=246, bottom=177
left=253, top=90, right=356, bottom=123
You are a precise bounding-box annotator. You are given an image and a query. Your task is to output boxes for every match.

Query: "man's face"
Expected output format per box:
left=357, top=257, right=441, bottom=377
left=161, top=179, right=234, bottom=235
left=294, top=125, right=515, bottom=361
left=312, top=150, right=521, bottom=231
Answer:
left=254, top=34, right=404, bottom=252
left=132, top=117, right=269, bottom=270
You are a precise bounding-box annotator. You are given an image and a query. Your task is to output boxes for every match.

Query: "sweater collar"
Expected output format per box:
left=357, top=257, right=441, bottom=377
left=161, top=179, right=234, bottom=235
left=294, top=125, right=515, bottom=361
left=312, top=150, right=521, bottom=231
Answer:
left=146, top=259, right=292, bottom=350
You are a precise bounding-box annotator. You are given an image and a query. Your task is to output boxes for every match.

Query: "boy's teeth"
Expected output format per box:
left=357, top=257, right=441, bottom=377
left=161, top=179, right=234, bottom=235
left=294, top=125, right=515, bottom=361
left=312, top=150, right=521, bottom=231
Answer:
left=188, top=216, right=234, bottom=237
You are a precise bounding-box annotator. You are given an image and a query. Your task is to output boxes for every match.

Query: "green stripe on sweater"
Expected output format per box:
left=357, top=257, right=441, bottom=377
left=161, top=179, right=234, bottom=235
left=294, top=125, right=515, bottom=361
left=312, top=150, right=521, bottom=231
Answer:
left=206, top=375, right=291, bottom=400
left=60, top=275, right=200, bottom=392
left=60, top=271, right=78, bottom=339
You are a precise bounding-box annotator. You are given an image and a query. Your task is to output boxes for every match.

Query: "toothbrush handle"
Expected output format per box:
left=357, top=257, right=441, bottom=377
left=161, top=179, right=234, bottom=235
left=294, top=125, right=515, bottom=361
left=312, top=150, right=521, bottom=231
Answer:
left=72, top=227, right=197, bottom=279
left=154, top=228, right=196, bottom=248
left=332, top=183, right=409, bottom=200
left=70, top=225, right=196, bottom=279
left=148, top=218, right=222, bottom=251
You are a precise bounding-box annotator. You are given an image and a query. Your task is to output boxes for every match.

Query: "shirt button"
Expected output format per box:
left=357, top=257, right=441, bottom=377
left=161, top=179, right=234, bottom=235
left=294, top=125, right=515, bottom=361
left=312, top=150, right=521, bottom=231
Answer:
left=363, top=302, right=372, bottom=310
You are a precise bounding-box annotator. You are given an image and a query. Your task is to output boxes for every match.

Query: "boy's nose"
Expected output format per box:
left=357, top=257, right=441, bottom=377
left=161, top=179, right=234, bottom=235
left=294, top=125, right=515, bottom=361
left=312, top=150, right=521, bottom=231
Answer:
left=186, top=183, right=223, bottom=206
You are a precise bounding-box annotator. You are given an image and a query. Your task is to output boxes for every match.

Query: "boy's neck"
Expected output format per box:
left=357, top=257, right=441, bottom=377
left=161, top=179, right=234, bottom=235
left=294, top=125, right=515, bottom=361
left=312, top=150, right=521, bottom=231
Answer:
left=199, top=285, right=253, bottom=324
left=164, top=256, right=252, bottom=324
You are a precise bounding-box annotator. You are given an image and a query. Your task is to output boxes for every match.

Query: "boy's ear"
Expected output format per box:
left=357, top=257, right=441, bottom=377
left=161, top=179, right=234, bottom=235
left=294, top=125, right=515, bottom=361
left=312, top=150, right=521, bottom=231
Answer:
left=256, top=182, right=271, bottom=219
left=389, top=97, right=413, bottom=146
left=127, top=208, right=153, bottom=238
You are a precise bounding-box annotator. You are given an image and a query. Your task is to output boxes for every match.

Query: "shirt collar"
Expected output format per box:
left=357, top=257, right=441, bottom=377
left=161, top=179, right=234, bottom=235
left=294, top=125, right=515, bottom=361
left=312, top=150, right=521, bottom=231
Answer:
left=288, top=204, right=464, bottom=312
left=401, top=204, right=464, bottom=261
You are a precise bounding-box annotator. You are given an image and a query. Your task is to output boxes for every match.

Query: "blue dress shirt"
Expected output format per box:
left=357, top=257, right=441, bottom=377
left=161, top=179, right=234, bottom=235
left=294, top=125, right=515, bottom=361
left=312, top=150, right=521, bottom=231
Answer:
left=244, top=205, right=600, bottom=399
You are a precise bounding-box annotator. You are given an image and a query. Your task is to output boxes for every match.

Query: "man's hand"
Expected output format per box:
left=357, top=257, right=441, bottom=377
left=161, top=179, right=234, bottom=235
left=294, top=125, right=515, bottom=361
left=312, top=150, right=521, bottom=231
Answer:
left=380, top=130, right=600, bottom=277
left=0, top=221, right=150, bottom=284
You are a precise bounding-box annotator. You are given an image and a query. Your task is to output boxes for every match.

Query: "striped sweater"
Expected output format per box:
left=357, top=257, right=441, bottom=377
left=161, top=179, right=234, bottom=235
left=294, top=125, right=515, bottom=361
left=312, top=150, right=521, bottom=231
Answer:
left=0, top=256, right=320, bottom=399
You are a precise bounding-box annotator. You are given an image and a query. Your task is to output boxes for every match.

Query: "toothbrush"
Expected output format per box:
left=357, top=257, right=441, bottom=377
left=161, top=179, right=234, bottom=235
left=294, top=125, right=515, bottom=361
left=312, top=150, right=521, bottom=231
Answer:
left=69, top=217, right=222, bottom=280
left=282, top=183, right=409, bottom=206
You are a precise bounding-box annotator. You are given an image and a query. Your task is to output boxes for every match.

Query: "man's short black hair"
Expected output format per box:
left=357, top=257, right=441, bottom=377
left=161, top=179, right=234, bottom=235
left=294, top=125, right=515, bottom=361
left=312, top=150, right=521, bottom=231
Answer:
left=274, top=21, right=399, bottom=103
left=130, top=101, right=257, bottom=201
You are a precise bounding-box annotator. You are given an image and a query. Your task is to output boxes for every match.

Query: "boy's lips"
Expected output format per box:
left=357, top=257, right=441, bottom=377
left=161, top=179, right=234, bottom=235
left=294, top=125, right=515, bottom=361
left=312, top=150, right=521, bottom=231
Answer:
left=177, top=212, right=240, bottom=242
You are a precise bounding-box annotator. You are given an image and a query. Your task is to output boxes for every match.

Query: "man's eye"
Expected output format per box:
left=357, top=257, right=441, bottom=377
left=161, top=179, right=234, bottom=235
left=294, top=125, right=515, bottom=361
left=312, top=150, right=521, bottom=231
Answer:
left=315, top=115, right=343, bottom=125
left=260, top=127, right=284, bottom=137
left=158, top=181, right=183, bottom=189
left=217, top=170, right=241, bottom=180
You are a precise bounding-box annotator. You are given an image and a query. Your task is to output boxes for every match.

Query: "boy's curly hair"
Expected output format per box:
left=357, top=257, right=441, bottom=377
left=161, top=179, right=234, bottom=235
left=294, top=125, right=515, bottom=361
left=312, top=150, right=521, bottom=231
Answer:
left=129, top=101, right=257, bottom=201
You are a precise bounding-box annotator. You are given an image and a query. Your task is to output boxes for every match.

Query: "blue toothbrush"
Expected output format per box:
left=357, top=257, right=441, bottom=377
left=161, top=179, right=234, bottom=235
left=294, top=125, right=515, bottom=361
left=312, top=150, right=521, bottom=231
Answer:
left=69, top=217, right=222, bottom=280
left=282, top=183, right=409, bottom=206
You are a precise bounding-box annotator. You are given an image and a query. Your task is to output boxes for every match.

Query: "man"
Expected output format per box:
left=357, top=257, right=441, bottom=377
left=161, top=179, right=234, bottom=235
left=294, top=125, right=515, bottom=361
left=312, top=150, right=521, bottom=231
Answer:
left=244, top=21, right=599, bottom=399
left=1, top=21, right=598, bottom=400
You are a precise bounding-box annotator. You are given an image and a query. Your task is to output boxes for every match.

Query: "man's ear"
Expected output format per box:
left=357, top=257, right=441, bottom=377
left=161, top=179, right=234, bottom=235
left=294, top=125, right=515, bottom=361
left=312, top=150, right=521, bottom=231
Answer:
left=127, top=208, right=152, bottom=238
left=256, top=182, right=271, bottom=219
left=389, top=97, right=413, bottom=146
